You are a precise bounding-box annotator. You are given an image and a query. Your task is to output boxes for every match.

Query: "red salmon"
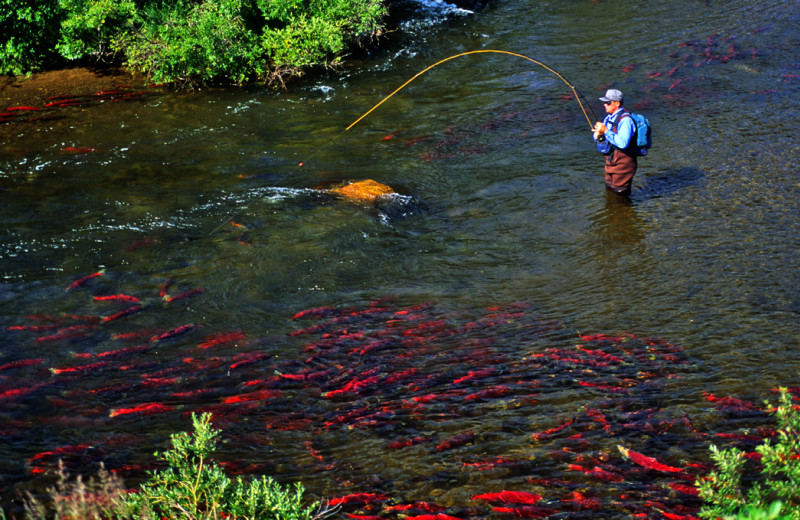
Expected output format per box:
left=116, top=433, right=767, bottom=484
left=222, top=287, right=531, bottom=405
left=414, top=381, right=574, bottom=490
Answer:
left=471, top=491, right=542, bottom=505
left=328, top=492, right=388, bottom=506
left=67, top=270, right=105, bottom=290
left=618, top=446, right=684, bottom=473
left=109, top=402, right=174, bottom=417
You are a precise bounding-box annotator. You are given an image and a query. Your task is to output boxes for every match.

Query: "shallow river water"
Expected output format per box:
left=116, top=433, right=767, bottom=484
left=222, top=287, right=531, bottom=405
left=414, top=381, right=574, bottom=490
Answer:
left=1, top=0, right=799, bottom=517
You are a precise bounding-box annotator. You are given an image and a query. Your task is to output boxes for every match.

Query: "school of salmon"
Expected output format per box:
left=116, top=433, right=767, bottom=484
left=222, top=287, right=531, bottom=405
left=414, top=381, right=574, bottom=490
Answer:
left=1, top=266, right=790, bottom=519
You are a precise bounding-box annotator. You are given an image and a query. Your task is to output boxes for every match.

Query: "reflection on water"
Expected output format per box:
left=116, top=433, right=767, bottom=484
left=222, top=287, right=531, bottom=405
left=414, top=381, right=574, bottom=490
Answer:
left=591, top=191, right=647, bottom=247
left=2, top=0, right=800, bottom=515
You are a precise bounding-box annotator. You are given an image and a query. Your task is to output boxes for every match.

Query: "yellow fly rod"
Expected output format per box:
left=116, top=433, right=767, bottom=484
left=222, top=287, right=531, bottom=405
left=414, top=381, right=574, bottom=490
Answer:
left=345, top=49, right=597, bottom=132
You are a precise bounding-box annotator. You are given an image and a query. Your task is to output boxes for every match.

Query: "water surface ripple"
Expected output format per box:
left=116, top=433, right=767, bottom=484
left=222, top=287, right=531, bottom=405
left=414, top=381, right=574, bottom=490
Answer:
left=1, top=0, right=799, bottom=516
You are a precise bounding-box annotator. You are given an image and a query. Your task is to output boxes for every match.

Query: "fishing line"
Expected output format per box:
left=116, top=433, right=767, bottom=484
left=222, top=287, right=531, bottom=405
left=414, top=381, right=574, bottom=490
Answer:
left=344, top=49, right=599, bottom=132
left=298, top=49, right=598, bottom=168
left=210, top=50, right=597, bottom=237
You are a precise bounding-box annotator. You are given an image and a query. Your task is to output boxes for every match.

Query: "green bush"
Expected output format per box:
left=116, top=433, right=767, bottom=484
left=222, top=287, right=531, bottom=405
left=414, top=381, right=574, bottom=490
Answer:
left=0, top=0, right=63, bottom=75
left=727, top=502, right=793, bottom=520
left=257, top=0, right=386, bottom=72
left=3, top=413, right=329, bottom=520
left=121, top=0, right=263, bottom=86
left=698, top=388, right=800, bottom=520
left=123, top=412, right=328, bottom=520
left=56, top=0, right=136, bottom=61
left=1, top=0, right=386, bottom=86
left=120, top=0, right=387, bottom=86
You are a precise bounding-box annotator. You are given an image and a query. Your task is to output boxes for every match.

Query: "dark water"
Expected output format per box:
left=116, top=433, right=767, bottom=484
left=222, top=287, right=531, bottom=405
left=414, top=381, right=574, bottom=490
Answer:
left=1, top=0, right=799, bottom=517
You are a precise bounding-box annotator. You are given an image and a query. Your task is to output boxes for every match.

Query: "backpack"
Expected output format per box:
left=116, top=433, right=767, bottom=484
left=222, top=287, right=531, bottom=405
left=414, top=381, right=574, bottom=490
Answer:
left=620, top=111, right=652, bottom=156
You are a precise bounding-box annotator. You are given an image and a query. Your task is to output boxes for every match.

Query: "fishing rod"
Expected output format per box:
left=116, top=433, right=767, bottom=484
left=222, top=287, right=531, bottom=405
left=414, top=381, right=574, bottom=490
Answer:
left=210, top=50, right=597, bottom=236
left=344, top=49, right=599, bottom=132
left=297, top=49, right=598, bottom=167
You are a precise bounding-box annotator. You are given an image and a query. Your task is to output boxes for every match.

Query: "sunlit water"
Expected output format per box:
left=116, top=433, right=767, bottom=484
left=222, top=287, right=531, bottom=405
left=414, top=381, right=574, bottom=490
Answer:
left=1, top=0, right=799, bottom=517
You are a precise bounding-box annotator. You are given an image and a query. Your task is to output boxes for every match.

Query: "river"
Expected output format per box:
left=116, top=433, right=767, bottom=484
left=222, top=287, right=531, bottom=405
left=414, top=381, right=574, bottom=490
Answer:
left=1, top=0, right=799, bottom=517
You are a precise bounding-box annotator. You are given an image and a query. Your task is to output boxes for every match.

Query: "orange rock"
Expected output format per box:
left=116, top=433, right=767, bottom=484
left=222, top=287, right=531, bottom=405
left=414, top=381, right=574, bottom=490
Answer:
left=329, top=179, right=396, bottom=204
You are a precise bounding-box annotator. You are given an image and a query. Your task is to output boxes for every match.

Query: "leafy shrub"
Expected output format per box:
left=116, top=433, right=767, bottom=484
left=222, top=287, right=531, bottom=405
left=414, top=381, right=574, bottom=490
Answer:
left=0, top=0, right=63, bottom=75
left=123, top=412, right=328, bottom=520
left=257, top=0, right=386, bottom=73
left=2, top=0, right=386, bottom=86
left=698, top=388, right=800, bottom=519
left=120, top=0, right=387, bottom=86
left=1, top=413, right=329, bottom=520
left=727, top=502, right=792, bottom=520
left=56, top=0, right=136, bottom=61
left=121, top=0, right=264, bottom=86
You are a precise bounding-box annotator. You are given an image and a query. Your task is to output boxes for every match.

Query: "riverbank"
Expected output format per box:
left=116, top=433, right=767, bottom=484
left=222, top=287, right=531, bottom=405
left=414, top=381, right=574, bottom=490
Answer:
left=1, top=66, right=146, bottom=110
left=0, top=0, right=489, bottom=111
left=2, top=1, right=800, bottom=518
left=0, top=0, right=484, bottom=109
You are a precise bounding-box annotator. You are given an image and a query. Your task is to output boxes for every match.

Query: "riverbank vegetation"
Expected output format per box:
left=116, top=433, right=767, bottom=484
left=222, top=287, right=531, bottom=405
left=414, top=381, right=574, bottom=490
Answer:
left=4, top=392, right=800, bottom=519
left=1, top=0, right=386, bottom=87
left=9, top=413, right=331, bottom=520
left=698, top=388, right=800, bottom=520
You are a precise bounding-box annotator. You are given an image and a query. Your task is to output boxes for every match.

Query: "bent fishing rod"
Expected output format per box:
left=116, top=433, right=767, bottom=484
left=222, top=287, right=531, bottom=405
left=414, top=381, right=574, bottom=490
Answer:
left=296, top=49, right=599, bottom=168
left=209, top=50, right=598, bottom=236
left=345, top=49, right=598, bottom=132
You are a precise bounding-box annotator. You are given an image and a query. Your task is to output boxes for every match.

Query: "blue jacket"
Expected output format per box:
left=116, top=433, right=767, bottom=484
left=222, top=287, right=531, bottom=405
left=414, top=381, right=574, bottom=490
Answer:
left=602, top=108, right=635, bottom=150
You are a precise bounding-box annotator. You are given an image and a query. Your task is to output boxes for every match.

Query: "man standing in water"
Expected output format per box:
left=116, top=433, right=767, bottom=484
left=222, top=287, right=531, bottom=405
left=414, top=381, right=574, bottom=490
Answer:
left=593, top=89, right=637, bottom=196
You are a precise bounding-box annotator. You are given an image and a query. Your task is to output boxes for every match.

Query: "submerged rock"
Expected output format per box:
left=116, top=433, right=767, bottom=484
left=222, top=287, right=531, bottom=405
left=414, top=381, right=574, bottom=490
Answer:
left=322, top=179, right=424, bottom=223
left=327, top=179, right=397, bottom=204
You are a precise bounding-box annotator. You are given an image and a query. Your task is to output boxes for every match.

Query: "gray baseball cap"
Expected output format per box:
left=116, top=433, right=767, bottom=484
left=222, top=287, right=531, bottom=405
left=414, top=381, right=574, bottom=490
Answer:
left=599, top=89, right=624, bottom=103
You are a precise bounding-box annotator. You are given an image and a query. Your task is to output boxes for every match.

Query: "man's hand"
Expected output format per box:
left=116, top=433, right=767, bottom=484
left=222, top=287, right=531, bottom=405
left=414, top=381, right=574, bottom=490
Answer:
left=593, top=122, right=607, bottom=141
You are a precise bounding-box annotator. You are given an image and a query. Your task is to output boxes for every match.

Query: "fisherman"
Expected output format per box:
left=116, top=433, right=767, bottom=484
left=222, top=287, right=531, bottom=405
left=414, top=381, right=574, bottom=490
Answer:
left=592, top=89, right=637, bottom=196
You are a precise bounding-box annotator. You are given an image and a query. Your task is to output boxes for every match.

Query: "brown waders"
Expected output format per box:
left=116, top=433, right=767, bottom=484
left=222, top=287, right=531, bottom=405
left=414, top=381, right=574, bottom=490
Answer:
left=604, top=147, right=638, bottom=196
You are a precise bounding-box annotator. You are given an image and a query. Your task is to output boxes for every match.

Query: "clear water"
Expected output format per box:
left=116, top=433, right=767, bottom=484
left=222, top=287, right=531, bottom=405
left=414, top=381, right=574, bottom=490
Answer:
left=1, top=0, right=799, bottom=517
